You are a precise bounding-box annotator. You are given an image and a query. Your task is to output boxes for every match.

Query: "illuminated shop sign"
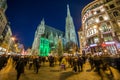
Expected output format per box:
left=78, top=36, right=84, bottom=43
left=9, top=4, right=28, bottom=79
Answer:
left=90, top=44, right=97, bottom=47
left=101, top=42, right=115, bottom=47
left=105, top=41, right=115, bottom=45
left=116, top=43, right=120, bottom=49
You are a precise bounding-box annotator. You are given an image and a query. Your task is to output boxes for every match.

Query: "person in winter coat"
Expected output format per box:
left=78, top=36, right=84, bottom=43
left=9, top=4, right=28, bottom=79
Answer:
left=73, top=57, right=78, bottom=72
left=77, top=56, right=83, bottom=72
left=15, top=57, right=25, bottom=80
left=33, top=56, right=40, bottom=74
left=61, top=56, right=67, bottom=70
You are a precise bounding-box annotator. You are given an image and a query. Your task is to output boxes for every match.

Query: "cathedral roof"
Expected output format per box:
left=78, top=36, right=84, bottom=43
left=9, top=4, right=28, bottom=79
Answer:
left=41, top=25, right=64, bottom=38
left=45, top=25, right=64, bottom=35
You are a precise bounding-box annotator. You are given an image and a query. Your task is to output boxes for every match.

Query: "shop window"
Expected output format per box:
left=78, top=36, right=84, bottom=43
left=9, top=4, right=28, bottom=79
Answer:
left=99, top=16, right=104, bottom=21
left=0, top=15, right=2, bottom=21
left=97, top=10, right=100, bottom=14
left=88, top=31, right=90, bottom=36
left=103, top=34, right=113, bottom=41
left=88, top=39, right=90, bottom=44
left=91, top=29, right=94, bottom=35
left=109, top=4, right=115, bottom=9
left=94, top=37, right=99, bottom=43
left=105, top=6, right=109, bottom=10
left=90, top=30, right=93, bottom=35
left=113, top=11, right=119, bottom=17
left=87, top=32, right=89, bottom=37
left=85, top=23, right=88, bottom=29
left=90, top=39, right=94, bottom=44
left=100, top=23, right=109, bottom=32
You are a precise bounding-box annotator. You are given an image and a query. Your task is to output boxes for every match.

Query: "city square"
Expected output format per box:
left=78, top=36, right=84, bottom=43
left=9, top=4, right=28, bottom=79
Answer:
left=0, top=59, right=120, bottom=80
left=0, top=0, right=120, bottom=80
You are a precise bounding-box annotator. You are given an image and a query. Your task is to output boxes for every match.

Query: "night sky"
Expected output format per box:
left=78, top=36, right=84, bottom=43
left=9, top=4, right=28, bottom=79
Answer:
left=6, top=0, right=92, bottom=49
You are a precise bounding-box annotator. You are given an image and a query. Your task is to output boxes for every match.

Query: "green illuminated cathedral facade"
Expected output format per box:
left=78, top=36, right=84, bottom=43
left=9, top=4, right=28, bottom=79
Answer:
left=32, top=19, right=64, bottom=56
left=32, top=5, right=78, bottom=56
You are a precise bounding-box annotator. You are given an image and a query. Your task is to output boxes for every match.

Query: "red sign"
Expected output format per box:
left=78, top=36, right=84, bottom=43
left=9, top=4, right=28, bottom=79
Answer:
left=101, top=43, right=106, bottom=47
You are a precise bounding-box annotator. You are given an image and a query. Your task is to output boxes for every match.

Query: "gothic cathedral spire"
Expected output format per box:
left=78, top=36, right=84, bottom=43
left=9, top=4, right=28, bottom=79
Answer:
left=65, top=4, right=78, bottom=46
left=41, top=18, right=45, bottom=25
left=67, top=4, right=71, bottom=16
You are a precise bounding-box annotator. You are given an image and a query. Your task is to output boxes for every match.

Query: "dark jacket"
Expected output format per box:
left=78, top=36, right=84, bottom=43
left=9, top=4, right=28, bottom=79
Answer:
left=15, top=58, right=25, bottom=73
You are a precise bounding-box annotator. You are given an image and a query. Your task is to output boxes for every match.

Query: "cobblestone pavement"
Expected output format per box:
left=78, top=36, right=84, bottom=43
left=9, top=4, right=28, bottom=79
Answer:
left=0, top=61, right=120, bottom=80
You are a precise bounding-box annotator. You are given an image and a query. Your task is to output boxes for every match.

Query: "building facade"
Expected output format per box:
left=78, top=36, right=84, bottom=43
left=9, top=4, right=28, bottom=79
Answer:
left=0, top=0, right=15, bottom=54
left=78, top=28, right=84, bottom=54
left=0, top=23, right=12, bottom=47
left=32, top=19, right=64, bottom=56
left=0, top=0, right=7, bottom=12
left=0, top=8, right=7, bottom=45
left=81, top=0, right=120, bottom=54
left=0, top=8, right=7, bottom=35
left=0, top=0, right=7, bottom=43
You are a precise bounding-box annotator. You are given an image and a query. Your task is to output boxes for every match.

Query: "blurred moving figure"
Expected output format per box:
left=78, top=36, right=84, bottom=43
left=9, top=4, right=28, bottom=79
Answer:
left=15, top=56, right=25, bottom=80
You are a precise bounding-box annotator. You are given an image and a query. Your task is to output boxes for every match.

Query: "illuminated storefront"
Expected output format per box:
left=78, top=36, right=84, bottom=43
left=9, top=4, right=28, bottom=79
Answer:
left=81, top=0, right=120, bottom=54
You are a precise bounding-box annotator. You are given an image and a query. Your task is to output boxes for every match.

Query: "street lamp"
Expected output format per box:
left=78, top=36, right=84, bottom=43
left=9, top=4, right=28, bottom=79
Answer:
left=6, top=36, right=16, bottom=54
left=11, top=37, right=15, bottom=41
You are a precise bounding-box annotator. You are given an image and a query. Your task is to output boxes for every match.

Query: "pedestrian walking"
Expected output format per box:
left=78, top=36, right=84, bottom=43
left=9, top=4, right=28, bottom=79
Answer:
left=60, top=56, right=67, bottom=71
left=77, top=56, right=83, bottom=72
left=28, top=57, right=33, bottom=70
left=73, top=56, right=78, bottom=72
left=48, top=56, right=54, bottom=67
left=15, top=56, right=25, bottom=80
left=33, top=56, right=40, bottom=74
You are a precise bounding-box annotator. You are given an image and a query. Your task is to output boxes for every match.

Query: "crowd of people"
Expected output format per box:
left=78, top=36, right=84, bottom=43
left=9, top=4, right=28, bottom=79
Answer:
left=0, top=53, right=120, bottom=80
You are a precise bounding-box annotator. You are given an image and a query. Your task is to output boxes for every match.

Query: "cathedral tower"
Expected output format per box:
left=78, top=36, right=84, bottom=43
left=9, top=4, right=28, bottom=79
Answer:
left=32, top=19, right=45, bottom=54
left=65, top=4, right=78, bottom=46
